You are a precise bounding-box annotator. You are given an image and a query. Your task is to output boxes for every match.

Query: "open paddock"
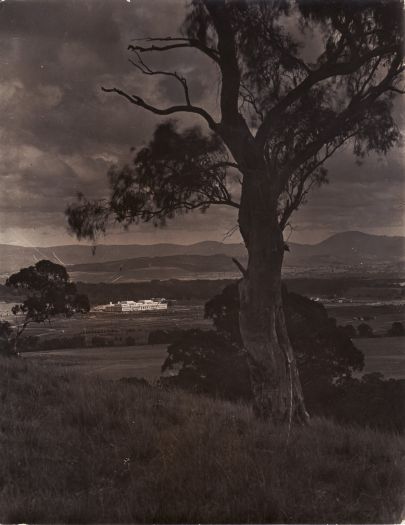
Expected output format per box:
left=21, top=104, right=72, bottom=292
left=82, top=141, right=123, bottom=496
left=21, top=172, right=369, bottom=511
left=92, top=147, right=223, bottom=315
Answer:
left=355, top=337, right=405, bottom=379
left=23, top=344, right=168, bottom=381
left=15, top=302, right=210, bottom=345
left=326, top=303, right=405, bottom=335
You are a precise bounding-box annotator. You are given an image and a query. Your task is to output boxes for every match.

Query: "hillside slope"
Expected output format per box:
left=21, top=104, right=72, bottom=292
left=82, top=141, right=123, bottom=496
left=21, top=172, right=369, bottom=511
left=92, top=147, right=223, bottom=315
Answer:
left=1, top=357, right=404, bottom=523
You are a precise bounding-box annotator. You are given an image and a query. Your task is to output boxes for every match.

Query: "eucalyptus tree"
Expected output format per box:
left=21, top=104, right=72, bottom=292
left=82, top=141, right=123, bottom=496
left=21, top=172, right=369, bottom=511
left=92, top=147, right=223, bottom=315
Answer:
left=6, top=260, right=90, bottom=354
left=67, top=0, right=404, bottom=422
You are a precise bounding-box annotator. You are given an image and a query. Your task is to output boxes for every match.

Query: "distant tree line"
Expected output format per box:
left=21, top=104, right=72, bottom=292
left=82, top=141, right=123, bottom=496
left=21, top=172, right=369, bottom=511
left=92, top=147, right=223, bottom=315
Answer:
left=342, top=321, right=405, bottom=339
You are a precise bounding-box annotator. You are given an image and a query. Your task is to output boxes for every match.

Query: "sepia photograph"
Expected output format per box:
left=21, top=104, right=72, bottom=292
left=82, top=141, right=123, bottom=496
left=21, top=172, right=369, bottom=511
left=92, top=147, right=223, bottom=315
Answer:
left=0, top=0, right=404, bottom=522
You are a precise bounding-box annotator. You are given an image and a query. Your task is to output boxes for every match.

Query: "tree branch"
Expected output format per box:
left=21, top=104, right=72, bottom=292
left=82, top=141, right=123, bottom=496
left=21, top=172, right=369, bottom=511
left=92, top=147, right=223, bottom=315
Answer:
left=128, top=36, right=220, bottom=64
left=278, top=51, right=403, bottom=186
left=388, top=87, right=405, bottom=94
left=255, top=43, right=400, bottom=150
left=129, top=50, right=191, bottom=105
left=120, top=197, right=239, bottom=225
left=101, top=86, right=216, bottom=130
left=278, top=133, right=356, bottom=229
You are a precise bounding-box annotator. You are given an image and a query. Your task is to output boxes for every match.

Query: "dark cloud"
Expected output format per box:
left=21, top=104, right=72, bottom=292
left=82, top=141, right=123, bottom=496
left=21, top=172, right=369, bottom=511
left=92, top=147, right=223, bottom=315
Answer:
left=0, top=0, right=403, bottom=247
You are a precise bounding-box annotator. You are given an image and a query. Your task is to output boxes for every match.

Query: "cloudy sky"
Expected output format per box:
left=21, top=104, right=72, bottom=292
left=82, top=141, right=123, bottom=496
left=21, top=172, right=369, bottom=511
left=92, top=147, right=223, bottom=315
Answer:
left=0, top=0, right=403, bottom=247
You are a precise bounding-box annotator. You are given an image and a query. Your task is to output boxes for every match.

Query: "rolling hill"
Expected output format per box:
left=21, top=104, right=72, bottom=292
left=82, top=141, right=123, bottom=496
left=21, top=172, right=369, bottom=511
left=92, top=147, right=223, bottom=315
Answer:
left=0, top=231, right=403, bottom=281
left=0, top=241, right=245, bottom=275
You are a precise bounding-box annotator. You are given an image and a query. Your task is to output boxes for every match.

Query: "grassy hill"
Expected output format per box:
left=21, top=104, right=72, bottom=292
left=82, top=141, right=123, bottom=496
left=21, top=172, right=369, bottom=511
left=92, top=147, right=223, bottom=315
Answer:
left=0, top=357, right=404, bottom=523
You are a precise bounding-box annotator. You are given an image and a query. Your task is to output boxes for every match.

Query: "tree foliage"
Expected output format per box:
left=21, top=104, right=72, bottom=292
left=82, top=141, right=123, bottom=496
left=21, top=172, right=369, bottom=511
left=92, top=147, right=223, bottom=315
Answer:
left=66, top=0, right=404, bottom=240
left=162, top=282, right=364, bottom=404
left=4, top=260, right=90, bottom=355
left=68, top=122, right=239, bottom=239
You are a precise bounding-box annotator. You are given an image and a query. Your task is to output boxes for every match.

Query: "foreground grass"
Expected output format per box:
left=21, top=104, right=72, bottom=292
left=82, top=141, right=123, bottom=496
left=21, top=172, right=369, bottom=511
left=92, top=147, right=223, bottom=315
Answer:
left=0, top=357, right=404, bottom=523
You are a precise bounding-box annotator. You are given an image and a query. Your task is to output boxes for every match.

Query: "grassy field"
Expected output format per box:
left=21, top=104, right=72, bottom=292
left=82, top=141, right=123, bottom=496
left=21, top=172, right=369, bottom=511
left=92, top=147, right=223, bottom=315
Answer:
left=326, top=303, right=405, bottom=335
left=23, top=344, right=168, bottom=381
left=6, top=299, right=405, bottom=381
left=20, top=303, right=210, bottom=345
left=1, top=356, right=404, bottom=523
left=23, top=336, right=405, bottom=381
left=355, top=337, right=405, bottom=379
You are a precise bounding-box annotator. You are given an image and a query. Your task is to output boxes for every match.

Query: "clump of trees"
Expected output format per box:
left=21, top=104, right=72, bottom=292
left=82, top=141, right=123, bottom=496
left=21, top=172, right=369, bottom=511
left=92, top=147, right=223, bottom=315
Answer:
left=1, top=260, right=90, bottom=356
left=67, top=0, right=404, bottom=422
left=160, top=283, right=404, bottom=432
left=160, top=282, right=364, bottom=407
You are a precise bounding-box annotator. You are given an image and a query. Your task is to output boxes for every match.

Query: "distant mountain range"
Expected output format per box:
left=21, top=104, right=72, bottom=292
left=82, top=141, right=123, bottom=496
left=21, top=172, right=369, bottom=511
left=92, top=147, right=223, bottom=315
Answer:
left=0, top=231, right=404, bottom=282
left=0, top=240, right=246, bottom=274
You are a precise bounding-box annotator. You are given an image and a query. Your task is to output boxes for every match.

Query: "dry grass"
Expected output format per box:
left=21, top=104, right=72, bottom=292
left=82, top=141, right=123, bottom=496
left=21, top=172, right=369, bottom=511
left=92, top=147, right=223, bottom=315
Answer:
left=0, top=356, right=404, bottom=523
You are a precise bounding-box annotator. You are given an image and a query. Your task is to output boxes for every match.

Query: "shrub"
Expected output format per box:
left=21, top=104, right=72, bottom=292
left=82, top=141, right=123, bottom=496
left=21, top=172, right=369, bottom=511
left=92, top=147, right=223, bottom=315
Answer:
left=387, top=321, right=405, bottom=337
left=357, top=322, right=374, bottom=338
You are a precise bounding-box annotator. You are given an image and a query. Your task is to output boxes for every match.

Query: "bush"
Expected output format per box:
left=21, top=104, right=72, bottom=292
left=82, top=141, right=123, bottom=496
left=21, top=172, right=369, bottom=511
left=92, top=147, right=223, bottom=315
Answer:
left=357, top=322, right=374, bottom=338
left=327, top=373, right=405, bottom=433
left=387, top=321, right=405, bottom=337
left=161, top=329, right=251, bottom=400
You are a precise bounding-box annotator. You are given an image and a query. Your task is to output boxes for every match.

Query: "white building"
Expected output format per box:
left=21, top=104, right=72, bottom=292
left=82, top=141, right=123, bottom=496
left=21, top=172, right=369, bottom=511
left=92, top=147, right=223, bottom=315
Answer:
left=103, top=298, right=168, bottom=313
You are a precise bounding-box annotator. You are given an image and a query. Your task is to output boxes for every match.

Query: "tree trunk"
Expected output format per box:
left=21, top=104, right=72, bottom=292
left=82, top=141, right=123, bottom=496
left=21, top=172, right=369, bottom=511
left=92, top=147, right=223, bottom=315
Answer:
left=238, top=191, right=309, bottom=423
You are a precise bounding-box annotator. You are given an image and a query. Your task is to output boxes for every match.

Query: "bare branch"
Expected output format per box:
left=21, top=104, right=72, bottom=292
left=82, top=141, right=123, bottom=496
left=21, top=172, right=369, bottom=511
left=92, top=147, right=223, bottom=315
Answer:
left=278, top=129, right=363, bottom=229
left=222, top=223, right=239, bottom=241
left=101, top=86, right=217, bottom=130
left=128, top=36, right=220, bottom=64
left=388, top=87, right=405, bottom=94
left=129, top=50, right=191, bottom=105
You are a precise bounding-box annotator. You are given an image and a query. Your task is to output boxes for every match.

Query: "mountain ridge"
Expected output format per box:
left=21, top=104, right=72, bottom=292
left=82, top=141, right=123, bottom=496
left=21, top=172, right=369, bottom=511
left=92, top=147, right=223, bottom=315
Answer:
left=0, top=231, right=403, bottom=279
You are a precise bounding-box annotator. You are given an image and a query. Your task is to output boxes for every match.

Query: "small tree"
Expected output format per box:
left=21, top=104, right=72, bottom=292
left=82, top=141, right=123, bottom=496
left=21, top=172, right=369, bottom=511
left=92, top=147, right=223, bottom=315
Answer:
left=357, top=322, right=374, bottom=338
left=5, top=260, right=90, bottom=355
left=387, top=321, right=405, bottom=337
left=67, top=0, right=403, bottom=422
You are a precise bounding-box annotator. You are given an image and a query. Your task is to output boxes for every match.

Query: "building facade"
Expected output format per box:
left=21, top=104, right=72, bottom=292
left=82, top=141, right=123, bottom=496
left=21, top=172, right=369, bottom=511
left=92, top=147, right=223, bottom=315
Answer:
left=103, top=299, right=168, bottom=313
